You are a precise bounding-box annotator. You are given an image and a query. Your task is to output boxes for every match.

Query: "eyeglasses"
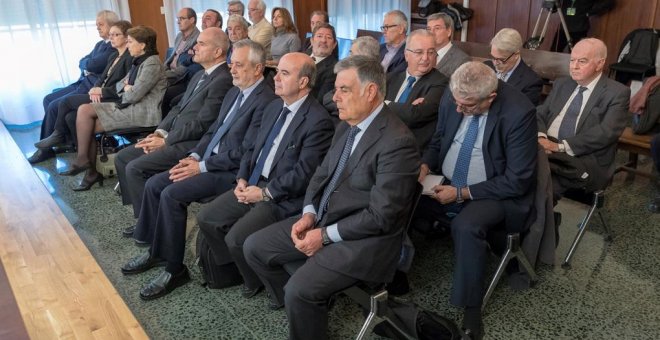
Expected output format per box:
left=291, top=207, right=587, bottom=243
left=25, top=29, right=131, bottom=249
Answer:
left=451, top=96, right=487, bottom=113
left=426, top=25, right=447, bottom=32
left=490, top=52, right=517, bottom=64
left=380, top=24, right=399, bottom=32
left=177, top=17, right=191, bottom=22
left=405, top=49, right=437, bottom=58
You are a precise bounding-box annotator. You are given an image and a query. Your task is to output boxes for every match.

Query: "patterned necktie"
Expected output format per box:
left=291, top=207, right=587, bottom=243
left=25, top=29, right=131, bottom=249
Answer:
left=248, top=107, right=292, bottom=185
left=397, top=75, right=416, bottom=103
left=202, top=92, right=244, bottom=160
left=497, top=72, right=506, bottom=81
left=316, top=126, right=361, bottom=223
left=451, top=115, right=482, bottom=188
left=557, top=86, right=588, bottom=140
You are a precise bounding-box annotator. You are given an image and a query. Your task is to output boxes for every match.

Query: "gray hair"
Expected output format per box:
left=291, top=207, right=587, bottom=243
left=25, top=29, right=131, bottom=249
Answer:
left=427, top=12, right=454, bottom=33
left=233, top=39, right=266, bottom=66
left=227, top=0, right=245, bottom=15
left=578, top=38, right=608, bottom=59
left=405, top=29, right=435, bottom=46
left=97, top=10, right=119, bottom=26
left=250, top=0, right=266, bottom=12
left=334, top=55, right=386, bottom=98
left=310, top=10, right=329, bottom=22
left=490, top=28, right=523, bottom=54
left=385, top=10, right=409, bottom=33
left=450, top=61, right=498, bottom=100
left=351, top=36, right=380, bottom=60
left=227, top=14, right=249, bottom=30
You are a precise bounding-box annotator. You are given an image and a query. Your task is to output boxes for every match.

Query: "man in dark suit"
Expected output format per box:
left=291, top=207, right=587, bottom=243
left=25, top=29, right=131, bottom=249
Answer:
left=308, top=23, right=338, bottom=103
left=484, top=28, right=543, bottom=106
left=114, top=28, right=238, bottom=237
left=119, top=40, right=276, bottom=301
left=414, top=62, right=538, bottom=339
left=379, top=10, right=408, bottom=74
left=28, top=10, right=118, bottom=164
left=385, top=29, right=449, bottom=150
left=244, top=56, right=420, bottom=339
left=426, top=12, right=470, bottom=78
left=537, top=38, right=629, bottom=199
left=195, top=52, right=334, bottom=298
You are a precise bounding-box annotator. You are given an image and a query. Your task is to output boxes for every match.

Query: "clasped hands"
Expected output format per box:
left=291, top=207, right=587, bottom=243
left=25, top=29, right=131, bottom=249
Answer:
left=135, top=133, right=166, bottom=154
left=168, top=156, right=200, bottom=182
left=538, top=136, right=560, bottom=154
left=290, top=213, right=323, bottom=257
left=233, top=179, right=265, bottom=204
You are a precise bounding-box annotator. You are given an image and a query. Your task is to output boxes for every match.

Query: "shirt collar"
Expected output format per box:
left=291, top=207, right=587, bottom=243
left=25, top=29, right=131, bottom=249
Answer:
left=283, top=94, right=309, bottom=114
left=240, top=77, right=264, bottom=99
left=204, top=61, right=226, bottom=75
left=356, top=102, right=384, bottom=132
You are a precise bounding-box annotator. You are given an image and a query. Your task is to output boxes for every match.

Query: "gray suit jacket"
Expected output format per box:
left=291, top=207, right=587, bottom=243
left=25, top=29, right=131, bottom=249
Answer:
left=385, top=69, right=449, bottom=150
left=165, top=28, right=201, bottom=84
left=158, top=63, right=234, bottom=147
left=537, top=75, right=630, bottom=188
left=305, top=106, right=421, bottom=283
left=436, top=44, right=471, bottom=78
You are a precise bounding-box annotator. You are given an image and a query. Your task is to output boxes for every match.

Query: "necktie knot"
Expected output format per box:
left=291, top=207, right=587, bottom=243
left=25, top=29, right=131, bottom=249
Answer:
left=557, top=86, right=588, bottom=140
left=397, top=76, right=417, bottom=103
left=578, top=86, right=587, bottom=94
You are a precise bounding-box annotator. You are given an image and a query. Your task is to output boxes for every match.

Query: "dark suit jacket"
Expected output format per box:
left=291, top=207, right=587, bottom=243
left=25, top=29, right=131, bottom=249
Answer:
left=310, top=55, right=338, bottom=103
left=190, top=81, right=278, bottom=174
left=385, top=69, right=449, bottom=150
left=159, top=63, right=234, bottom=147
left=436, top=44, right=471, bottom=78
left=537, top=75, right=630, bottom=189
left=484, top=59, right=543, bottom=105
left=305, top=105, right=420, bottom=283
left=380, top=42, right=407, bottom=74
left=423, top=82, right=538, bottom=232
left=77, top=40, right=114, bottom=91
left=237, top=95, right=335, bottom=219
left=96, top=51, right=133, bottom=101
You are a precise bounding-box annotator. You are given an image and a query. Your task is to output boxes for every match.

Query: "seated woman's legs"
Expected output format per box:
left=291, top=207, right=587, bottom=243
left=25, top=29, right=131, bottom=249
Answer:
left=60, top=104, right=104, bottom=189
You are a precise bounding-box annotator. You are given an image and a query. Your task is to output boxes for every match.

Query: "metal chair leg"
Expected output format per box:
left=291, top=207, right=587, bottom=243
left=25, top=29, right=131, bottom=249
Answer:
left=562, top=192, right=601, bottom=269
left=482, top=247, right=513, bottom=312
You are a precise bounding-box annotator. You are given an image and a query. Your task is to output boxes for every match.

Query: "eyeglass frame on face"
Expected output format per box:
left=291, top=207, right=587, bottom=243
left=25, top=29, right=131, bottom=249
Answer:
left=451, top=95, right=489, bottom=113
left=405, top=48, right=437, bottom=58
left=426, top=24, right=447, bottom=33
left=177, top=16, right=191, bottom=22
left=380, top=24, right=399, bottom=32
left=490, top=51, right=517, bottom=64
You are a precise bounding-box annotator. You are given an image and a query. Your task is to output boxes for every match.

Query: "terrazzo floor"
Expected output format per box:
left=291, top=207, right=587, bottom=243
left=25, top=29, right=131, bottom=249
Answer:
left=10, top=126, right=660, bottom=340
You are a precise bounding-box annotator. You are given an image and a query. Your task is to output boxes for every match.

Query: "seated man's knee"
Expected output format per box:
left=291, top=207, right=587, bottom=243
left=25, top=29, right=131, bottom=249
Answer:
left=451, top=214, right=487, bottom=241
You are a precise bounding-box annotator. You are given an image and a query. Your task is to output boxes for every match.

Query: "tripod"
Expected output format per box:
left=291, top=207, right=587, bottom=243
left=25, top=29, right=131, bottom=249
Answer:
left=525, top=0, right=573, bottom=50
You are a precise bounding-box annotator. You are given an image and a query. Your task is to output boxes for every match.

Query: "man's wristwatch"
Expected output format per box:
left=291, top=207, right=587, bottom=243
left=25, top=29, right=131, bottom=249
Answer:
left=261, top=188, right=271, bottom=201
left=321, top=227, right=333, bottom=246
left=455, top=186, right=464, bottom=204
left=557, top=142, right=566, bottom=153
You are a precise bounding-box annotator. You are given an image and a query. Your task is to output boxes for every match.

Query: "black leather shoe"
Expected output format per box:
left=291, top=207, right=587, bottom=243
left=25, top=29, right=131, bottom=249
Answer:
left=27, top=148, right=55, bottom=164
left=35, top=131, right=65, bottom=149
left=122, top=225, right=136, bottom=237
left=139, top=267, right=191, bottom=301
left=72, top=172, right=104, bottom=191
left=267, top=293, right=284, bottom=310
left=135, top=239, right=150, bottom=247
left=121, top=252, right=165, bottom=275
left=241, top=285, right=263, bottom=299
left=59, top=163, right=90, bottom=176
left=464, top=327, right=483, bottom=340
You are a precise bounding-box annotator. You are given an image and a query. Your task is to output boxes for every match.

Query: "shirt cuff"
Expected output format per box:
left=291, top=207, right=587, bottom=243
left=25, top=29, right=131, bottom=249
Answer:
left=189, top=153, right=201, bottom=161
left=326, top=224, right=342, bottom=242
left=155, top=129, right=168, bottom=138
left=199, top=160, right=208, bottom=173
left=303, top=205, right=317, bottom=216
left=563, top=140, right=575, bottom=156
left=466, top=186, right=474, bottom=200
left=537, top=132, right=548, bottom=138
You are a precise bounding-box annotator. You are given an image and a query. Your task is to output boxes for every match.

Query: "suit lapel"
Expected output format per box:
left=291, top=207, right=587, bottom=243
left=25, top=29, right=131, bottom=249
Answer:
left=387, top=72, right=406, bottom=100
left=576, top=76, right=607, bottom=132
left=440, top=107, right=463, bottom=160
left=251, top=99, right=283, bottom=165
left=269, top=97, right=311, bottom=171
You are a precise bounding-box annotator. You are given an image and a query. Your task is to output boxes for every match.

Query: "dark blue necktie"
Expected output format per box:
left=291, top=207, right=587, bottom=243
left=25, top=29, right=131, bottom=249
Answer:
left=316, top=126, right=361, bottom=223
left=452, top=115, right=482, bottom=188
left=397, top=76, right=416, bottom=103
left=557, top=86, right=588, bottom=140
left=192, top=72, right=209, bottom=93
left=202, top=92, right=244, bottom=160
left=248, top=107, right=291, bottom=185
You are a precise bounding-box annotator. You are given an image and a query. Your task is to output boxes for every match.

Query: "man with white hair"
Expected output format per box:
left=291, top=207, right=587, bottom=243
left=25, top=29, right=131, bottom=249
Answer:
left=537, top=38, right=630, bottom=200
left=415, top=61, right=538, bottom=339
left=226, top=14, right=250, bottom=64
left=484, top=28, right=543, bottom=105
left=247, top=0, right=274, bottom=59
left=426, top=12, right=470, bottom=78
left=379, top=10, right=408, bottom=74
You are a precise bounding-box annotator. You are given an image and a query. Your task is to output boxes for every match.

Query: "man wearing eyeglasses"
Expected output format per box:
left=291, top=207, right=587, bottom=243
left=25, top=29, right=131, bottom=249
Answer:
left=415, top=62, right=538, bottom=339
left=484, top=28, right=543, bottom=105
left=163, top=7, right=202, bottom=111
left=384, top=29, right=449, bottom=150
left=247, top=0, right=274, bottom=59
left=379, top=10, right=409, bottom=74
left=537, top=38, right=629, bottom=201
left=426, top=12, right=470, bottom=78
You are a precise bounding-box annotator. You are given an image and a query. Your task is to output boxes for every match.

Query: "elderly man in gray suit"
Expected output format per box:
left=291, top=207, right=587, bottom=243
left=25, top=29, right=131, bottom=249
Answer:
left=244, top=56, right=420, bottom=340
left=115, top=27, right=234, bottom=237
left=537, top=38, right=630, bottom=199
left=427, top=12, right=470, bottom=78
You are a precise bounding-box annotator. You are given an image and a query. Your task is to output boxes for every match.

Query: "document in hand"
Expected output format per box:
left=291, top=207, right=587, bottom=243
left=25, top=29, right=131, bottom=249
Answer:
left=421, top=174, right=445, bottom=195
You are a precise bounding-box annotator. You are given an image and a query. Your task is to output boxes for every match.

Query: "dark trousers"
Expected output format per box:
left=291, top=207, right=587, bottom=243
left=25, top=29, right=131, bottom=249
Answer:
left=134, top=170, right=235, bottom=266
left=41, top=83, right=80, bottom=139
left=114, top=143, right=191, bottom=218
left=652, top=134, right=660, bottom=172
left=244, top=219, right=358, bottom=340
left=55, top=94, right=93, bottom=144
left=196, top=186, right=280, bottom=290
left=414, top=196, right=505, bottom=307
